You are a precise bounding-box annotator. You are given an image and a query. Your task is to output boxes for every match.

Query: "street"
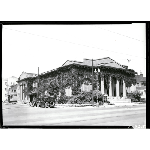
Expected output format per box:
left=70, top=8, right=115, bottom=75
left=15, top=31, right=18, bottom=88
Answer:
left=2, top=103, right=146, bottom=128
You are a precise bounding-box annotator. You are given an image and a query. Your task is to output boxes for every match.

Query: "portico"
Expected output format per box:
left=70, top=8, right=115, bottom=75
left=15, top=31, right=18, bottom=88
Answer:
left=97, top=75, right=126, bottom=100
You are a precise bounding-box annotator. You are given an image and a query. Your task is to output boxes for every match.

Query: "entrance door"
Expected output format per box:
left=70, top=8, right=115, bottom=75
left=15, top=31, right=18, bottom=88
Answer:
left=30, top=95, right=33, bottom=102
left=114, top=87, right=116, bottom=96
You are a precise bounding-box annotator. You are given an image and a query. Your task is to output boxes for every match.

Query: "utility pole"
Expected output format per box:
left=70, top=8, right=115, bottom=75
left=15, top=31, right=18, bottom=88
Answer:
left=92, top=59, right=94, bottom=107
left=85, top=58, right=103, bottom=107
left=37, top=67, right=39, bottom=99
left=7, top=81, right=9, bottom=102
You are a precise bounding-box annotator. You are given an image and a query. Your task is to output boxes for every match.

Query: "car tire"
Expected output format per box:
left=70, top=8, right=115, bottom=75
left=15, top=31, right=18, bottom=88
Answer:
left=29, top=102, right=32, bottom=106
left=45, top=102, right=49, bottom=108
left=50, top=102, right=55, bottom=108
left=41, top=102, right=45, bottom=108
left=31, top=102, right=34, bottom=107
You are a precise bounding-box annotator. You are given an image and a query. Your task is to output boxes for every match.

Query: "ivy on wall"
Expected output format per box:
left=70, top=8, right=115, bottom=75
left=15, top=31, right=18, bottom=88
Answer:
left=22, top=64, right=136, bottom=97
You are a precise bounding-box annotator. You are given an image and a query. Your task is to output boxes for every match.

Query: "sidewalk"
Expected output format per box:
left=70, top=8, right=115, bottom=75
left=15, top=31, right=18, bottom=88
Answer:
left=55, top=103, right=144, bottom=108
left=3, top=101, right=145, bottom=109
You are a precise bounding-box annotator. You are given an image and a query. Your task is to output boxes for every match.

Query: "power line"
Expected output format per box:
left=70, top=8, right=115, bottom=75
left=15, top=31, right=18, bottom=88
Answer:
left=4, top=27, right=146, bottom=59
left=93, top=25, right=145, bottom=43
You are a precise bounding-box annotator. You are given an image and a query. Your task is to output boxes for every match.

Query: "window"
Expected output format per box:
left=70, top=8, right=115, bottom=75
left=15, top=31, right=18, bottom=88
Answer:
left=142, top=82, right=146, bottom=86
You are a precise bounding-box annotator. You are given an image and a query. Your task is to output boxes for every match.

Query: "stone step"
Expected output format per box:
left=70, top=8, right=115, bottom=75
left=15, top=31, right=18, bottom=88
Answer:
left=108, top=99, right=131, bottom=103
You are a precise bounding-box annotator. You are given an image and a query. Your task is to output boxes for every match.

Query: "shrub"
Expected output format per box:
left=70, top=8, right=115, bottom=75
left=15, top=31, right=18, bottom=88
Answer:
left=57, top=95, right=68, bottom=104
left=59, top=89, right=65, bottom=96
left=92, top=90, right=104, bottom=103
left=132, top=90, right=142, bottom=101
left=58, top=90, right=106, bottom=105
left=66, top=90, right=104, bottom=104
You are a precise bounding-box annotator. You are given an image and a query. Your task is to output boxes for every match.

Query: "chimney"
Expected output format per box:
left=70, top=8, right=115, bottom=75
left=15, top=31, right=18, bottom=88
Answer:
left=140, top=71, right=143, bottom=77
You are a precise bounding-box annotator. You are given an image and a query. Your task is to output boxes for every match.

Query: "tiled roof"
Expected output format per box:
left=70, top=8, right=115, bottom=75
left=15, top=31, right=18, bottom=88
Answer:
left=27, top=73, right=37, bottom=75
left=62, top=60, right=83, bottom=66
left=62, top=57, right=125, bottom=69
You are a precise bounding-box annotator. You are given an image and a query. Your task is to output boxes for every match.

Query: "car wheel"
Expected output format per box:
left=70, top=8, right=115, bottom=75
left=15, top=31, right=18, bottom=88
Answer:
left=33, top=102, right=36, bottom=107
left=45, top=102, right=49, bottom=108
left=31, top=102, right=34, bottom=107
left=41, top=102, right=45, bottom=108
left=29, top=102, right=32, bottom=106
left=50, top=102, right=55, bottom=108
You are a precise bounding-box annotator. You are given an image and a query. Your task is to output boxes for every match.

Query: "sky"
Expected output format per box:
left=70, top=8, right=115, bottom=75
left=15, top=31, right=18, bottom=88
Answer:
left=2, top=23, right=146, bottom=79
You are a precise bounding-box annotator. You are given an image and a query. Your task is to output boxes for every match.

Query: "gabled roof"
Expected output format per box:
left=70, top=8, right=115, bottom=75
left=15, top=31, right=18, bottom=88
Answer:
left=62, top=57, right=125, bottom=69
left=19, top=72, right=37, bottom=80
left=10, top=84, right=17, bottom=90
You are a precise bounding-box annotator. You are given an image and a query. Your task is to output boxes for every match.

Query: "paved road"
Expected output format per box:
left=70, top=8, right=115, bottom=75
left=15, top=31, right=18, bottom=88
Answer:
left=2, top=103, right=146, bottom=128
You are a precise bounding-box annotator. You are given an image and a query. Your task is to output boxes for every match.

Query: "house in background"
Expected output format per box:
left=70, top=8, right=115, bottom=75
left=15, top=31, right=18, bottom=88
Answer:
left=2, top=78, right=8, bottom=102
left=127, top=72, right=146, bottom=100
left=135, top=73, right=146, bottom=100
left=2, top=76, right=18, bottom=102
left=9, top=84, right=18, bottom=102
left=17, top=71, right=37, bottom=103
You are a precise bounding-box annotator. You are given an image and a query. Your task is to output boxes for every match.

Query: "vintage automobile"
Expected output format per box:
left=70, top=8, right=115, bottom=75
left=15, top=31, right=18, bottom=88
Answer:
left=29, top=94, right=56, bottom=108
left=36, top=96, right=56, bottom=108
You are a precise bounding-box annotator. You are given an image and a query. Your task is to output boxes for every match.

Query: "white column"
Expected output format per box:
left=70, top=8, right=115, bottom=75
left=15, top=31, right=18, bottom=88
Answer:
left=111, top=79, right=114, bottom=96
left=84, top=84, right=87, bottom=91
left=123, top=80, right=126, bottom=98
left=82, top=83, right=85, bottom=91
left=70, top=87, right=72, bottom=96
left=116, top=79, right=120, bottom=98
left=65, top=88, right=68, bottom=96
left=109, top=76, right=112, bottom=97
left=22, top=84, right=23, bottom=100
left=101, top=76, right=104, bottom=94
left=87, top=84, right=89, bottom=92
left=20, top=84, right=22, bottom=100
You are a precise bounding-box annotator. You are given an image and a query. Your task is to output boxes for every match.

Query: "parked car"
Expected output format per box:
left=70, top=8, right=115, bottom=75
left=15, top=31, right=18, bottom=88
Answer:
left=30, top=95, right=56, bottom=108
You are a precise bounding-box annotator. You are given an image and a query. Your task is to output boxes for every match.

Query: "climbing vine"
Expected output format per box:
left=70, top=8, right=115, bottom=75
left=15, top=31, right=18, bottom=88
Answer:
left=22, top=65, right=136, bottom=97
